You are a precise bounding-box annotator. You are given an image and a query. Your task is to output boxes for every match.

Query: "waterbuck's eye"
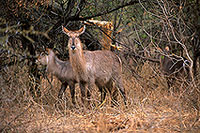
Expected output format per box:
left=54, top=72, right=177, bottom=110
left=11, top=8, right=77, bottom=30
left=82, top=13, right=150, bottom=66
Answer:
left=69, top=38, right=73, bottom=43
left=68, top=38, right=73, bottom=46
left=74, top=38, right=81, bottom=46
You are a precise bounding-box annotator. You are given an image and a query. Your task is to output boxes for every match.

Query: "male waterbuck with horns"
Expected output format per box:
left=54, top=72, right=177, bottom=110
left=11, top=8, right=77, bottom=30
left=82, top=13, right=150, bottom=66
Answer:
left=159, top=46, right=190, bottom=89
left=37, top=48, right=77, bottom=105
left=62, top=25, right=126, bottom=106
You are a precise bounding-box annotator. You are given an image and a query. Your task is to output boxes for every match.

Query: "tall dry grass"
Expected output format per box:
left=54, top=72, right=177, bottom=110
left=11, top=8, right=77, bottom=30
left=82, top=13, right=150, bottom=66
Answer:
left=1, top=60, right=200, bottom=132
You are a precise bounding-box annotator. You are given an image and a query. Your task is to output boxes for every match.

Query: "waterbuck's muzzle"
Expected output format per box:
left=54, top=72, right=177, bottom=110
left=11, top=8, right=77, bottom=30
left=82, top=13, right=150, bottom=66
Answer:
left=71, top=45, right=76, bottom=50
left=71, top=38, right=76, bottom=50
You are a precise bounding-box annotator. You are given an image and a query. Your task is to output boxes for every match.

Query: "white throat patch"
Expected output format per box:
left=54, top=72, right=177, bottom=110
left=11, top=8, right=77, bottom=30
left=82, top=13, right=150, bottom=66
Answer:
left=46, top=56, right=49, bottom=64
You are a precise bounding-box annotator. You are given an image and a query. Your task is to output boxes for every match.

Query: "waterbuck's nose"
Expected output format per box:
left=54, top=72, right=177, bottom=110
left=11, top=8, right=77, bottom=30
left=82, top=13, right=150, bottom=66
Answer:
left=71, top=45, right=76, bottom=50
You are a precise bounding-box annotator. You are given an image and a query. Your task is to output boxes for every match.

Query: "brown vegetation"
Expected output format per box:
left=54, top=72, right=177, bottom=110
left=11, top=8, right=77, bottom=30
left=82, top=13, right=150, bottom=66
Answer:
left=1, top=0, right=200, bottom=132
left=1, top=60, right=200, bottom=132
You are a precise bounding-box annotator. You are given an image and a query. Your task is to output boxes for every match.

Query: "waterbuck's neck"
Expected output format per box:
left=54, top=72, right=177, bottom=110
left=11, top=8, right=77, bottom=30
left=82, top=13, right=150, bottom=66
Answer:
left=69, top=41, right=87, bottom=82
left=46, top=53, right=63, bottom=78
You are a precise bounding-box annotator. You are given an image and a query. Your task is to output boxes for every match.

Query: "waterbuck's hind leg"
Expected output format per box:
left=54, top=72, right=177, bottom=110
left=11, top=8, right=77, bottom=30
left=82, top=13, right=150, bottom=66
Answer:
left=166, top=76, right=176, bottom=93
left=87, top=79, right=96, bottom=106
left=58, top=82, right=68, bottom=99
left=115, top=77, right=127, bottom=106
left=111, top=88, right=119, bottom=107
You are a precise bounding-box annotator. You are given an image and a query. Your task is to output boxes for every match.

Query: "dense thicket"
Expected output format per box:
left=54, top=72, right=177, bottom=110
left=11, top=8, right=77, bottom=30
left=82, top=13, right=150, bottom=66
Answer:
left=1, top=1, right=200, bottom=131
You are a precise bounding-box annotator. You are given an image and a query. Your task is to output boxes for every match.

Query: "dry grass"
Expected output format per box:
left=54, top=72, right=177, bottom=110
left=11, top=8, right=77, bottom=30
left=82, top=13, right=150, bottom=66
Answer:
left=1, top=62, right=200, bottom=133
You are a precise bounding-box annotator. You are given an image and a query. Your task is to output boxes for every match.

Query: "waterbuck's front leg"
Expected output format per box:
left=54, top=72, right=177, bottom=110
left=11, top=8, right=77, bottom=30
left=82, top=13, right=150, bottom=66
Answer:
left=79, top=81, right=87, bottom=105
left=69, top=82, right=76, bottom=105
left=58, top=82, right=68, bottom=99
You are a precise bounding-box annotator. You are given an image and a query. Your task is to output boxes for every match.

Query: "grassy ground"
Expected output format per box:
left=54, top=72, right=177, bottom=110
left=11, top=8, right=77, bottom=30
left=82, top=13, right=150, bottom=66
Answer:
left=1, top=62, right=200, bottom=132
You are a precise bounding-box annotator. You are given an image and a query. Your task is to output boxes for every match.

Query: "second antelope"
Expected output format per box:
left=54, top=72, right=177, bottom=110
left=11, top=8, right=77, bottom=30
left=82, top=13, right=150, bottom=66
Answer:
left=37, top=48, right=77, bottom=105
left=62, top=25, right=126, bottom=106
left=159, top=46, right=190, bottom=89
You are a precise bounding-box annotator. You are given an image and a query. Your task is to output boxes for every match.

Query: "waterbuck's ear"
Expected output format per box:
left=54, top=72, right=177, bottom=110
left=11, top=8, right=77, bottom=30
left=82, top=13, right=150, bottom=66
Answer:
left=62, top=26, right=70, bottom=36
left=46, top=48, right=51, bottom=54
left=77, top=25, right=86, bottom=35
left=37, top=55, right=41, bottom=60
left=165, top=46, right=170, bottom=52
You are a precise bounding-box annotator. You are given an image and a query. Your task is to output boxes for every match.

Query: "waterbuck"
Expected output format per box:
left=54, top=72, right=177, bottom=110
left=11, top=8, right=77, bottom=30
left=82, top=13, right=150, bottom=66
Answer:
left=62, top=25, right=126, bottom=106
left=159, top=46, right=190, bottom=89
left=37, top=48, right=77, bottom=104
